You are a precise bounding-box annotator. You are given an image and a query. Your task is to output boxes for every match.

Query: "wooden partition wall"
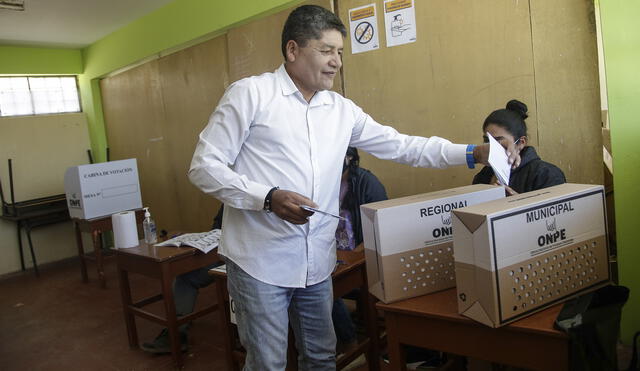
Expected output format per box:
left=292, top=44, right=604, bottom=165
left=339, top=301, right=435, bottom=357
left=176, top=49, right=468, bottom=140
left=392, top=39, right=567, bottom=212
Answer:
left=100, top=0, right=601, bottom=231
left=100, top=36, right=229, bottom=231
left=100, top=0, right=331, bottom=231
left=337, top=0, right=601, bottom=198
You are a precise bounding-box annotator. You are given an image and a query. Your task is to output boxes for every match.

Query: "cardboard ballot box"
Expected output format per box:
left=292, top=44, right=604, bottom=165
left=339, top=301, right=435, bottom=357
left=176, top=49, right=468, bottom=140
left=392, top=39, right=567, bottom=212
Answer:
left=361, top=184, right=504, bottom=303
left=64, top=159, right=142, bottom=219
left=452, top=183, right=610, bottom=327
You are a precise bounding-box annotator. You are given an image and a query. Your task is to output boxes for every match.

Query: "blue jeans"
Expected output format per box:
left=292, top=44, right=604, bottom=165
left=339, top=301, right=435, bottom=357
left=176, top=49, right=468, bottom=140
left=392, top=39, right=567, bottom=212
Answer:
left=226, top=259, right=336, bottom=371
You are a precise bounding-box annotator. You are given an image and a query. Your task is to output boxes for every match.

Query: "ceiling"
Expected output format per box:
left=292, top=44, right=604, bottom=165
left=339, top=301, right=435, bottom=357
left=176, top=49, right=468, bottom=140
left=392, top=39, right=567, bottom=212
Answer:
left=0, top=0, right=175, bottom=49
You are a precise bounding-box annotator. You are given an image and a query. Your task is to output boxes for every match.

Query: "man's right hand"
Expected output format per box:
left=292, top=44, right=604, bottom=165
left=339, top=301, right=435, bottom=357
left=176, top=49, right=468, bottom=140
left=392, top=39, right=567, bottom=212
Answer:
left=474, top=141, right=521, bottom=169
left=270, top=189, right=316, bottom=224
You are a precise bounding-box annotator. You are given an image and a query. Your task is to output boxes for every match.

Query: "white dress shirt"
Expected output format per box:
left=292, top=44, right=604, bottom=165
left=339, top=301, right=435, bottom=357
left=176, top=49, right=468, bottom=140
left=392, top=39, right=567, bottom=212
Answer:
left=189, top=64, right=467, bottom=288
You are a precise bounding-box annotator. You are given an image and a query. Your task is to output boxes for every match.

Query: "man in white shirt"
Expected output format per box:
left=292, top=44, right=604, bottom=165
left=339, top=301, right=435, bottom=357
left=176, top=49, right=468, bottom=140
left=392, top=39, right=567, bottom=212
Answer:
left=189, top=5, right=519, bottom=370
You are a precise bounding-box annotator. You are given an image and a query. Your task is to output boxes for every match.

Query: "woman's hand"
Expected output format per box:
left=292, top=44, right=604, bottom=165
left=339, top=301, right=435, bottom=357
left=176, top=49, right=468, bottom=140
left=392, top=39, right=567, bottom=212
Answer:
left=490, top=176, right=518, bottom=197
left=503, top=185, right=518, bottom=196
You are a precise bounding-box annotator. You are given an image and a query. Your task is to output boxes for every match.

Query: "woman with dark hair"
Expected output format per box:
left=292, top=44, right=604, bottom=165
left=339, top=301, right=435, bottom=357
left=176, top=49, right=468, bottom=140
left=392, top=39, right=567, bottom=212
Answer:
left=473, top=100, right=566, bottom=195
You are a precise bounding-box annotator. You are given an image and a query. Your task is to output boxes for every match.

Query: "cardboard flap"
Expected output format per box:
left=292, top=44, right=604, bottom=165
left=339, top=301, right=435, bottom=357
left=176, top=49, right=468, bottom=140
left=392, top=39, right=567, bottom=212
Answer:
left=369, top=280, right=386, bottom=303
left=364, top=247, right=382, bottom=288
left=455, top=262, right=477, bottom=312
left=453, top=210, right=486, bottom=233
left=463, top=300, right=494, bottom=327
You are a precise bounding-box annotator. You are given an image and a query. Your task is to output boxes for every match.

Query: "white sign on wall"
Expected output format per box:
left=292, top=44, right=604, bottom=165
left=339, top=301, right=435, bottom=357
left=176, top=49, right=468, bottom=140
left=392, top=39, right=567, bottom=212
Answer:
left=349, top=3, right=380, bottom=54
left=384, top=0, right=417, bottom=47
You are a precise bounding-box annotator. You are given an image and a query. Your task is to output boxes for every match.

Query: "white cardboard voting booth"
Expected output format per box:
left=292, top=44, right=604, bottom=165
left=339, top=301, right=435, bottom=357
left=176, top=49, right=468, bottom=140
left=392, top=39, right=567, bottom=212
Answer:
left=64, top=159, right=142, bottom=219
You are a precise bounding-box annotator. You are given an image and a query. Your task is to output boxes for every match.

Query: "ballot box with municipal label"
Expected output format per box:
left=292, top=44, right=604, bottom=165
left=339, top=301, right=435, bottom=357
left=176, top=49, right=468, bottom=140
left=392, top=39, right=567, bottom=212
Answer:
left=452, top=183, right=611, bottom=328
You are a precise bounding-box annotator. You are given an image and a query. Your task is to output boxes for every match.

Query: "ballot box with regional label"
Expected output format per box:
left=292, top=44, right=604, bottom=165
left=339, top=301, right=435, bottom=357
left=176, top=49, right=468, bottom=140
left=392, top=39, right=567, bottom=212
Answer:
left=361, top=184, right=504, bottom=303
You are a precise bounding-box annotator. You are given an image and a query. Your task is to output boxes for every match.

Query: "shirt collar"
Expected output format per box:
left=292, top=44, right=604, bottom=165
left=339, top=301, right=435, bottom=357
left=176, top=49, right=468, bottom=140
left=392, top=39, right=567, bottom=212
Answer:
left=276, top=63, right=334, bottom=106
left=276, top=64, right=298, bottom=96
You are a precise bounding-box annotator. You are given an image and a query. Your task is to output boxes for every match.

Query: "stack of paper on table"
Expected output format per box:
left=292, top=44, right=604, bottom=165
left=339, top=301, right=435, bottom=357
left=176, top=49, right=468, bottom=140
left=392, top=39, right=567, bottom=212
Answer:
left=154, top=229, right=221, bottom=254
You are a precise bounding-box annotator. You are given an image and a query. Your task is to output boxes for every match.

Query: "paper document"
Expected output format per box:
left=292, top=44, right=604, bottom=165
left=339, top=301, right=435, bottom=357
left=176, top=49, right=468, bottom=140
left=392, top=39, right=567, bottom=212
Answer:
left=300, top=205, right=345, bottom=220
left=486, top=132, right=511, bottom=186
left=209, top=264, right=226, bottom=274
left=154, top=229, right=221, bottom=254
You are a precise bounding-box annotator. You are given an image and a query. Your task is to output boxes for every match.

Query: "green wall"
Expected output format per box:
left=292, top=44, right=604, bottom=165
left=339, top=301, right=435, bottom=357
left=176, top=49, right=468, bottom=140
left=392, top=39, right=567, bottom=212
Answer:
left=0, top=45, right=82, bottom=75
left=79, top=0, right=302, bottom=162
left=598, top=1, right=640, bottom=343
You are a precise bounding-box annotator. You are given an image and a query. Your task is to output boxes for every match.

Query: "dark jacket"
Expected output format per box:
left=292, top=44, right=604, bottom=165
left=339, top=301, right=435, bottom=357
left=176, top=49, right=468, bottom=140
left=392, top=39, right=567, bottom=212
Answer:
left=346, top=167, right=388, bottom=245
left=212, top=206, right=224, bottom=230
left=472, top=146, right=565, bottom=193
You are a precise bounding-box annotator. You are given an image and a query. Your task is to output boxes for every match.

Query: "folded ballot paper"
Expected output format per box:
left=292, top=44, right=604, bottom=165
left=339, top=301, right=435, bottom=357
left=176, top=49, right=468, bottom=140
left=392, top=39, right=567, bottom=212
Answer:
left=486, top=132, right=511, bottom=186
left=154, top=229, right=221, bottom=254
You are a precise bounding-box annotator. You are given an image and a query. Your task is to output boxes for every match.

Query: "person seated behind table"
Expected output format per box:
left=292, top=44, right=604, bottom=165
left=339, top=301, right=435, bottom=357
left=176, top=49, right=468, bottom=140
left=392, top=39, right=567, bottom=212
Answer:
left=333, top=147, right=387, bottom=355
left=472, top=99, right=566, bottom=195
left=467, top=103, right=567, bottom=371
left=141, top=208, right=224, bottom=354
left=388, top=100, right=569, bottom=370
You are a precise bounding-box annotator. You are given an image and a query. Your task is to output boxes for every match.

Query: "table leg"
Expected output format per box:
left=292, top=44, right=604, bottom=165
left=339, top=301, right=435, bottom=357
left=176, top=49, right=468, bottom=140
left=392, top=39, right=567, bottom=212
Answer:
left=161, top=264, right=183, bottom=368
left=92, top=230, right=106, bottom=289
left=216, top=278, right=238, bottom=371
left=364, top=291, right=380, bottom=371
left=17, top=222, right=25, bottom=271
left=24, top=224, right=40, bottom=277
left=74, top=222, right=88, bottom=283
left=117, top=266, right=138, bottom=348
left=385, top=313, right=407, bottom=371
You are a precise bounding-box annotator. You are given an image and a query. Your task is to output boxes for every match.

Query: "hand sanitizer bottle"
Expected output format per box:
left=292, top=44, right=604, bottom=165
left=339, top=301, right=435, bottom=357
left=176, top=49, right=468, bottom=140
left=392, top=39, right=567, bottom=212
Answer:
left=143, top=207, right=157, bottom=244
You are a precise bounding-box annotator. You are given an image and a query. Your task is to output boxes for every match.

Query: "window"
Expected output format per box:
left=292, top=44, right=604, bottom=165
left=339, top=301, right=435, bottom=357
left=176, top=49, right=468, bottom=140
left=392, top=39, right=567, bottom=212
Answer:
left=0, top=76, right=81, bottom=117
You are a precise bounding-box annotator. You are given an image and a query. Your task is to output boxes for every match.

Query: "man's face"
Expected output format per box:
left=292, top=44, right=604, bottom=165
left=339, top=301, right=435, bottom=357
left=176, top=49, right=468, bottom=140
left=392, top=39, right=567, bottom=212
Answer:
left=285, top=29, right=344, bottom=100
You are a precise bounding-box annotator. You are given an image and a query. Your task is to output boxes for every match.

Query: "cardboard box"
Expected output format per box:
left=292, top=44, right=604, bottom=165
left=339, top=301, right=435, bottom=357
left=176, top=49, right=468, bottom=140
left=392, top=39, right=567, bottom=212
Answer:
left=452, top=183, right=611, bottom=327
left=64, top=159, right=142, bottom=219
left=361, top=184, right=505, bottom=303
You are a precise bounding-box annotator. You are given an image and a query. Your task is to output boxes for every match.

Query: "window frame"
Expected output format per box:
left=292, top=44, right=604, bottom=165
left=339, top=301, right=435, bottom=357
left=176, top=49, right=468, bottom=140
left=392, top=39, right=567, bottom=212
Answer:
left=0, top=75, right=82, bottom=118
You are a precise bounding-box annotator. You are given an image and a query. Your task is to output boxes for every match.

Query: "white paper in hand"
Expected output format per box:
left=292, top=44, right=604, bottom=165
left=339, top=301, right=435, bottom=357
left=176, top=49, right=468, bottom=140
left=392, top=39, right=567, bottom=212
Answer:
left=486, top=132, right=511, bottom=186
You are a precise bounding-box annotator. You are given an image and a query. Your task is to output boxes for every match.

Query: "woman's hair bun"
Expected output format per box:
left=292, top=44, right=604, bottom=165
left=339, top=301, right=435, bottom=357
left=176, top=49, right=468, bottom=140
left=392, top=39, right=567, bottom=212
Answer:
left=506, top=99, right=528, bottom=119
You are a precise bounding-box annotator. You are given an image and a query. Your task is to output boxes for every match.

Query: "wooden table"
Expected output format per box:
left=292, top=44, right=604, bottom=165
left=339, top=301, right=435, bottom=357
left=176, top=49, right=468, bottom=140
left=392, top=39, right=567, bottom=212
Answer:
left=210, top=246, right=380, bottom=371
left=377, top=288, right=569, bottom=371
left=115, top=242, right=221, bottom=368
left=72, top=209, right=144, bottom=288
left=0, top=194, right=69, bottom=276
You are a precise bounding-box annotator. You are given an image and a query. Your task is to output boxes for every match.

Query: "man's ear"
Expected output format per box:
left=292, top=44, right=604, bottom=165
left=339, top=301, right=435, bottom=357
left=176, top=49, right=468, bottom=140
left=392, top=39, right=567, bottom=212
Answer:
left=285, top=40, right=299, bottom=62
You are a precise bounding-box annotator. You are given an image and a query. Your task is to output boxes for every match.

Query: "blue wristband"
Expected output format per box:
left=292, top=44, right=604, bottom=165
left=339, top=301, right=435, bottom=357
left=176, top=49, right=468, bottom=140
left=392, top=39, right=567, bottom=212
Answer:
left=466, top=144, right=476, bottom=169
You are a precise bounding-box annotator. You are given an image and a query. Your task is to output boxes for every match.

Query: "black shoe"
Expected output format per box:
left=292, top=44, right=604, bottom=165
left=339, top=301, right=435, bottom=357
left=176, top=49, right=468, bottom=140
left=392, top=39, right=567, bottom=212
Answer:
left=141, top=328, right=188, bottom=354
